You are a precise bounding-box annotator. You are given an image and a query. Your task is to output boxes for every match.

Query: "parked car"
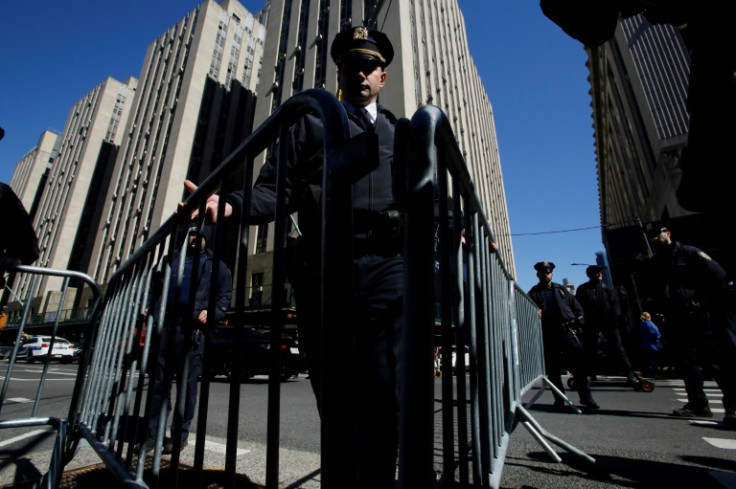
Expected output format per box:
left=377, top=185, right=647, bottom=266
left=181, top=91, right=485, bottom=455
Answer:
left=439, top=344, right=471, bottom=374
left=18, top=335, right=76, bottom=363
left=207, top=325, right=308, bottom=382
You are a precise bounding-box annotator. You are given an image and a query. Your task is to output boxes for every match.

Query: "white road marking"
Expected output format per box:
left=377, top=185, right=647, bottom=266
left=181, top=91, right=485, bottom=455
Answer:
left=3, top=397, right=33, bottom=404
left=0, top=429, right=47, bottom=448
left=703, top=437, right=736, bottom=450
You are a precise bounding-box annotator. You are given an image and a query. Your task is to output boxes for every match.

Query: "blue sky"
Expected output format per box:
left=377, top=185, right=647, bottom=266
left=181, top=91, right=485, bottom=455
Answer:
left=0, top=1, right=602, bottom=291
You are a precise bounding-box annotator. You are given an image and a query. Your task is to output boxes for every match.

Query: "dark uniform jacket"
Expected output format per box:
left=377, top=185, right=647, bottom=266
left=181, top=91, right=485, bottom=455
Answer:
left=0, top=183, right=40, bottom=267
left=575, top=279, right=620, bottom=327
left=225, top=102, right=399, bottom=252
left=651, top=240, right=727, bottom=309
left=528, top=282, right=585, bottom=338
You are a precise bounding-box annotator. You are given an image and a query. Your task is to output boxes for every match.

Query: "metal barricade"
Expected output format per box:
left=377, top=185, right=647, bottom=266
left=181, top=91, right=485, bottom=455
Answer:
left=0, top=265, right=101, bottom=489
left=64, top=89, right=353, bottom=489
left=54, top=90, right=592, bottom=489
left=397, top=105, right=594, bottom=489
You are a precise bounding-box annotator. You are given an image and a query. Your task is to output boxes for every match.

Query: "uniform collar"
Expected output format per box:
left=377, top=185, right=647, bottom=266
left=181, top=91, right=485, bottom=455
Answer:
left=344, top=101, right=378, bottom=124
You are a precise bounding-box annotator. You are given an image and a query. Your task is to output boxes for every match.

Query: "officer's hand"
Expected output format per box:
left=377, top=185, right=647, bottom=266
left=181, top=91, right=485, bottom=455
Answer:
left=178, top=180, right=233, bottom=223
left=198, top=309, right=208, bottom=324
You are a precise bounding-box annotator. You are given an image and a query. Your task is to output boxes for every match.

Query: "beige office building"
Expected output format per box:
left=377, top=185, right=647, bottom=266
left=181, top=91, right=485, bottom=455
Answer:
left=12, top=77, right=137, bottom=298
left=9, top=130, right=60, bottom=213
left=88, top=0, right=266, bottom=284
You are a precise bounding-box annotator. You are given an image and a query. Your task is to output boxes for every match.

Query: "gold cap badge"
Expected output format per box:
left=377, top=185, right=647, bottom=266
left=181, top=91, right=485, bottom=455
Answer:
left=353, top=26, right=368, bottom=40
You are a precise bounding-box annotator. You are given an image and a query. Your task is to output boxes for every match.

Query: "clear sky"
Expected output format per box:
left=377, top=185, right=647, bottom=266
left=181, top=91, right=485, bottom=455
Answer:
left=0, top=0, right=603, bottom=291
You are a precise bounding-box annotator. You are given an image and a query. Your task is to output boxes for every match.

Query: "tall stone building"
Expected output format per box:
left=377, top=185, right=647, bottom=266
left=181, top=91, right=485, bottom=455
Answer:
left=10, top=0, right=515, bottom=317
left=9, top=130, right=60, bottom=217
left=12, top=77, right=137, bottom=299
left=246, top=0, right=514, bottom=301
left=89, top=0, right=265, bottom=284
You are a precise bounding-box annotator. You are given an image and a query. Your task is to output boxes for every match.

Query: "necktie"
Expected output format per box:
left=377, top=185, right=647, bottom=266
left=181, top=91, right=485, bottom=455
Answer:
left=354, top=107, right=373, bottom=131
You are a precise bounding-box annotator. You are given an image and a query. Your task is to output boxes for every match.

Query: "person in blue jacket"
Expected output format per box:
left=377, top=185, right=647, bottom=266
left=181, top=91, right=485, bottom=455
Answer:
left=639, top=312, right=663, bottom=378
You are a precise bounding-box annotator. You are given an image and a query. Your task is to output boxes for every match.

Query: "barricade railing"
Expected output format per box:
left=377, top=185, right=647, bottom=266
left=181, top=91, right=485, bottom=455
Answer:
left=56, top=89, right=594, bottom=489
left=63, top=89, right=353, bottom=489
left=397, top=105, right=594, bottom=489
left=0, top=264, right=102, bottom=489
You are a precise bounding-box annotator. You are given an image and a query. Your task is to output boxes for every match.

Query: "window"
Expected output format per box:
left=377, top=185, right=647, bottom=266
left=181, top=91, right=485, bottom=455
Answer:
left=250, top=272, right=264, bottom=307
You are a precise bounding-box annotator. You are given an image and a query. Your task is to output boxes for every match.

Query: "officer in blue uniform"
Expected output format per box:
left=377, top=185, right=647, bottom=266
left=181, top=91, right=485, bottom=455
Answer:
left=528, top=261, right=599, bottom=409
left=185, top=26, right=403, bottom=488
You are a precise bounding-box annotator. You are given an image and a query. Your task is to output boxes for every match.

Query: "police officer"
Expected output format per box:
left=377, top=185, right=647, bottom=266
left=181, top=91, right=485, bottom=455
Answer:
left=649, top=226, right=736, bottom=426
left=528, top=262, right=599, bottom=409
left=183, top=26, right=402, bottom=487
left=575, top=265, right=637, bottom=383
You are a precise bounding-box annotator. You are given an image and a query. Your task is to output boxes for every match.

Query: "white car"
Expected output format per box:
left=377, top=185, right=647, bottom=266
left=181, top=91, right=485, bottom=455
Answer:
left=439, top=345, right=471, bottom=374
left=18, top=335, right=76, bottom=363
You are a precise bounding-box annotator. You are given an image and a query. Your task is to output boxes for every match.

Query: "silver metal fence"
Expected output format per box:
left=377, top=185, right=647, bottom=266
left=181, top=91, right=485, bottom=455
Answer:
left=22, top=89, right=595, bottom=489
left=397, top=105, right=594, bottom=488
left=64, top=89, right=352, bottom=489
left=0, top=264, right=101, bottom=489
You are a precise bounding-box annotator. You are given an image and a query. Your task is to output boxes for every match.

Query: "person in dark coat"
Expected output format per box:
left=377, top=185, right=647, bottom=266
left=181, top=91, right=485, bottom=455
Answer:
left=182, top=27, right=403, bottom=487
left=528, top=261, right=599, bottom=409
left=575, top=265, right=637, bottom=383
left=649, top=227, right=735, bottom=426
left=0, top=182, right=40, bottom=289
left=143, top=224, right=233, bottom=453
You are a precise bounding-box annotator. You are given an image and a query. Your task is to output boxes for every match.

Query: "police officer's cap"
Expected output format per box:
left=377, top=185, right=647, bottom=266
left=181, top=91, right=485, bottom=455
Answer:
left=534, top=261, right=555, bottom=273
left=646, top=225, right=670, bottom=238
left=585, top=265, right=605, bottom=278
left=331, top=26, right=394, bottom=67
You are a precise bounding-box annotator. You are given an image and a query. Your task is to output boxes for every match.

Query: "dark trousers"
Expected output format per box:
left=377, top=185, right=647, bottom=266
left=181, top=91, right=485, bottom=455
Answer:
left=544, top=330, right=594, bottom=403
left=147, top=320, right=204, bottom=441
left=669, top=307, right=736, bottom=413
left=583, top=321, right=633, bottom=376
left=291, top=254, right=403, bottom=489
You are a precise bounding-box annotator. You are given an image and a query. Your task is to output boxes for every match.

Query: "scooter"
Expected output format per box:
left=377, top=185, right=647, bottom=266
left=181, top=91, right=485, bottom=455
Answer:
left=568, top=371, right=655, bottom=392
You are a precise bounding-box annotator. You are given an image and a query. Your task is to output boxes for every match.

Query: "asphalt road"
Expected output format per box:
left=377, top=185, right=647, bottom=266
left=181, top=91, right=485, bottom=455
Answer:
left=1, top=363, right=735, bottom=488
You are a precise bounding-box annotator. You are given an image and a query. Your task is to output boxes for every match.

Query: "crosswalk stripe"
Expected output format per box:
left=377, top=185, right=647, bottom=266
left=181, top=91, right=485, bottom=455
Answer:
left=673, top=403, right=725, bottom=414
left=3, top=397, right=33, bottom=404
left=677, top=398, right=723, bottom=405
left=703, top=437, right=736, bottom=450
left=0, top=429, right=47, bottom=448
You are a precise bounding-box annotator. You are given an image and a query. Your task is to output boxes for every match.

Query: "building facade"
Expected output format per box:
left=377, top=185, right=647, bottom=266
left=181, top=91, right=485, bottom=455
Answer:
left=88, top=0, right=265, bottom=285
left=586, top=13, right=730, bottom=312
left=10, top=0, right=515, bottom=320
left=10, top=130, right=60, bottom=216
left=11, top=77, right=137, bottom=301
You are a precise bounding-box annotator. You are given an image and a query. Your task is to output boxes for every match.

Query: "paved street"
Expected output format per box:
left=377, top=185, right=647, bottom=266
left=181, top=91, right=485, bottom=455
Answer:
left=500, top=376, right=736, bottom=489
left=1, top=364, right=736, bottom=488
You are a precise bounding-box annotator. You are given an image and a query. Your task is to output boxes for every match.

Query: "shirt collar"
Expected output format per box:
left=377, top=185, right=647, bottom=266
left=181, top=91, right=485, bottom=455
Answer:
left=344, top=101, right=377, bottom=124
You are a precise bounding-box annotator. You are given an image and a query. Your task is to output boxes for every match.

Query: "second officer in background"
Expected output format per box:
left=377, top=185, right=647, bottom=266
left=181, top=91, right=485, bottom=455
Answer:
left=528, top=261, right=599, bottom=409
